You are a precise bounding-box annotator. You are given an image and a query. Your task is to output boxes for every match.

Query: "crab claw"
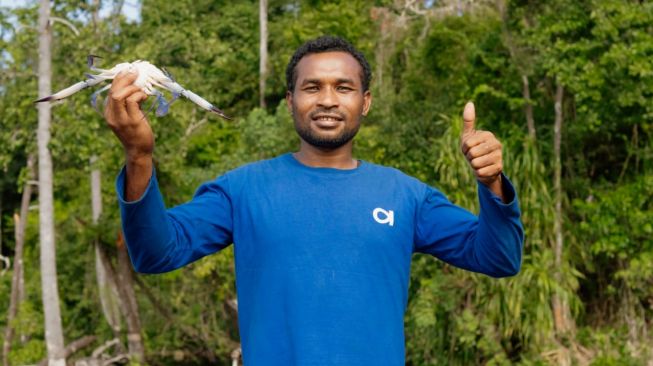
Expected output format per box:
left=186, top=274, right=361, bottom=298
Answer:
left=158, top=79, right=232, bottom=120
left=210, top=106, right=232, bottom=120
left=87, top=54, right=102, bottom=69
left=34, top=95, right=55, bottom=103
left=181, top=89, right=232, bottom=120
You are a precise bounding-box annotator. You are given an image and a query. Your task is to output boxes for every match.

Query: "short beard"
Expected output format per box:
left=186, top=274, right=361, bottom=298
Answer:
left=294, top=119, right=360, bottom=149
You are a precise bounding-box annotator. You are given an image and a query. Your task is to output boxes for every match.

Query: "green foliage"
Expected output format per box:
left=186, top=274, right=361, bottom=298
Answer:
left=1, top=0, right=652, bottom=364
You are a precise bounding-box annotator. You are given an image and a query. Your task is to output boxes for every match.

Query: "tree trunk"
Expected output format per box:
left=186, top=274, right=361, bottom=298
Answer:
left=0, top=193, right=10, bottom=278
left=115, top=233, right=145, bottom=362
left=496, top=0, right=536, bottom=139
left=522, top=75, right=536, bottom=139
left=91, top=0, right=100, bottom=29
left=259, top=0, right=268, bottom=108
left=37, top=1, right=66, bottom=364
left=552, top=81, right=573, bottom=335
left=3, top=155, right=35, bottom=366
left=90, top=156, right=123, bottom=338
left=0, top=190, right=3, bottom=271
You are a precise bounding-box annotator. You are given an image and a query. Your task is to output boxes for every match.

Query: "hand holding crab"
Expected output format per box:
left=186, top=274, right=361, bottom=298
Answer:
left=35, top=56, right=231, bottom=120
left=104, top=70, right=155, bottom=162
left=34, top=56, right=232, bottom=200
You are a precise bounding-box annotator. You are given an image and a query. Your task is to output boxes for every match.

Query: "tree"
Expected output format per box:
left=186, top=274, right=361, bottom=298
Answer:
left=260, top=0, right=268, bottom=108
left=3, top=155, right=35, bottom=366
left=36, top=0, right=65, bottom=364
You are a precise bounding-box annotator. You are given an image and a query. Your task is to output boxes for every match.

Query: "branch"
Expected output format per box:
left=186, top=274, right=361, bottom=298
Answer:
left=91, top=338, right=122, bottom=358
left=0, top=254, right=9, bottom=276
left=184, top=116, right=208, bottom=137
left=49, top=16, right=80, bottom=36
left=231, top=346, right=242, bottom=366
left=102, top=354, right=129, bottom=365
left=38, top=335, right=97, bottom=366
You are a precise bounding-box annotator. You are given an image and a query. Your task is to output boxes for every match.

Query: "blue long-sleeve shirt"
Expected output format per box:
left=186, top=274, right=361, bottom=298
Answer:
left=117, top=153, right=524, bottom=365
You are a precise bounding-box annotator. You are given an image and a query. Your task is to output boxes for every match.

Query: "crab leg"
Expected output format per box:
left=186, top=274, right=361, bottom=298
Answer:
left=150, top=90, right=171, bottom=117
left=35, top=76, right=106, bottom=103
left=158, top=80, right=231, bottom=120
left=90, top=84, right=112, bottom=112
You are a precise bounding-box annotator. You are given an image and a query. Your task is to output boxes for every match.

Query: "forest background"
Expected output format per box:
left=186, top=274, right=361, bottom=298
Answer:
left=0, top=0, right=652, bottom=365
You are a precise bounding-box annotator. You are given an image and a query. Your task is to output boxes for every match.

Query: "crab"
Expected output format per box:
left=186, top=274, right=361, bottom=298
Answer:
left=35, top=55, right=231, bottom=120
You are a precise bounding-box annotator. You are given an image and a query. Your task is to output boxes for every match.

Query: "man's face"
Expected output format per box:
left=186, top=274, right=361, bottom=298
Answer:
left=286, top=51, right=372, bottom=150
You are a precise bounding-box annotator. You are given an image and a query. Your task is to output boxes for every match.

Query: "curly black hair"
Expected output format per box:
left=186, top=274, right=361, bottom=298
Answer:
left=285, top=35, right=372, bottom=93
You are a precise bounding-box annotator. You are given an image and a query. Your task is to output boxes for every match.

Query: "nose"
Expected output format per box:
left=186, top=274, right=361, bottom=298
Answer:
left=317, top=87, right=338, bottom=109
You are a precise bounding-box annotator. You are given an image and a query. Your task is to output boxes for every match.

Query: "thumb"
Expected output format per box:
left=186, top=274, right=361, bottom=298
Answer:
left=462, top=101, right=476, bottom=136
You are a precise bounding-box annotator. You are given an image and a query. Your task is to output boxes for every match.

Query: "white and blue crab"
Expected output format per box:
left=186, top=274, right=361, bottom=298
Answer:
left=35, top=55, right=231, bottom=120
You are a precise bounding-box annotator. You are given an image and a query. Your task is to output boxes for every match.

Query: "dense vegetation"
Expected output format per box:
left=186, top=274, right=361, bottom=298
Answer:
left=0, top=0, right=651, bottom=364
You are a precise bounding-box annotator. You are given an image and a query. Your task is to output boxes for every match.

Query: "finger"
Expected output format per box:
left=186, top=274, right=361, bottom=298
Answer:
left=109, top=85, right=143, bottom=102
left=125, top=91, right=148, bottom=120
left=462, top=101, right=475, bottom=136
left=110, top=70, right=138, bottom=93
left=104, top=97, right=129, bottom=129
left=469, top=150, right=502, bottom=169
left=465, top=140, right=501, bottom=160
left=461, top=130, right=496, bottom=155
left=462, top=130, right=496, bottom=149
left=476, top=163, right=503, bottom=179
left=105, top=85, right=143, bottom=128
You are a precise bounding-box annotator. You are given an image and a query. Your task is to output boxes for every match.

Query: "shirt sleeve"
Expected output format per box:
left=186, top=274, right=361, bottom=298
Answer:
left=116, top=166, right=234, bottom=274
left=413, top=175, right=524, bottom=278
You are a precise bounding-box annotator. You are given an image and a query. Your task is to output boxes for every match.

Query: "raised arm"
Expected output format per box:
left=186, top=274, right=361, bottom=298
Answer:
left=105, top=71, right=233, bottom=273
left=413, top=102, right=524, bottom=277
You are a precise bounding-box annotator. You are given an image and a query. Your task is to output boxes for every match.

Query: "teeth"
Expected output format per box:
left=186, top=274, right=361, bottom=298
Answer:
left=316, top=117, right=339, bottom=121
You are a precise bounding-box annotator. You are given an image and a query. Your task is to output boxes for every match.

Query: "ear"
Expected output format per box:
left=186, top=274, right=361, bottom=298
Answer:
left=286, top=90, right=293, bottom=114
left=362, top=90, right=372, bottom=116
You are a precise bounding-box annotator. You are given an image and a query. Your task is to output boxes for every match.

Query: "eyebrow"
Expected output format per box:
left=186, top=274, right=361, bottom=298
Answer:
left=335, top=78, right=355, bottom=85
left=300, top=78, right=357, bottom=86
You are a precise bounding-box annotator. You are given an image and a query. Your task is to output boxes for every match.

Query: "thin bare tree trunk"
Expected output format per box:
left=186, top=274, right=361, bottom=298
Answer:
left=91, top=0, right=100, bottom=29
left=522, top=75, right=536, bottom=139
left=94, top=246, right=122, bottom=335
left=0, top=194, right=10, bottom=279
left=0, top=192, right=3, bottom=272
left=259, top=0, right=268, bottom=108
left=115, top=233, right=145, bottom=362
left=37, top=1, right=66, bottom=364
left=90, top=156, right=123, bottom=338
left=3, top=155, right=36, bottom=366
left=112, top=0, right=125, bottom=18
left=496, top=0, right=536, bottom=139
left=552, top=81, right=573, bottom=335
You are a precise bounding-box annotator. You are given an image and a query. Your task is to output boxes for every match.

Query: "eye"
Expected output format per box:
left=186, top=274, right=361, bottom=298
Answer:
left=303, top=85, right=319, bottom=92
left=337, top=86, right=354, bottom=92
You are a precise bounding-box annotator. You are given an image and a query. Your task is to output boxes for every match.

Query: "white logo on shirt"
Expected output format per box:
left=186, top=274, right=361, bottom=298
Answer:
left=373, top=208, right=394, bottom=226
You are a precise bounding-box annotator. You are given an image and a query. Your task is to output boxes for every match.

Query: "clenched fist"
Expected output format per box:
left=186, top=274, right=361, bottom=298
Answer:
left=104, top=70, right=154, bottom=161
left=460, top=102, right=506, bottom=201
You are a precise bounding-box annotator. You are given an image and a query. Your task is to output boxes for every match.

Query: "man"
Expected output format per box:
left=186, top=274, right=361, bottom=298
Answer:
left=106, top=36, right=523, bottom=365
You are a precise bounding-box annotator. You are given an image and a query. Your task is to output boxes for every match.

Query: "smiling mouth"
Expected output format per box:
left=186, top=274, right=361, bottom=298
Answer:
left=312, top=116, right=343, bottom=129
left=312, top=115, right=344, bottom=122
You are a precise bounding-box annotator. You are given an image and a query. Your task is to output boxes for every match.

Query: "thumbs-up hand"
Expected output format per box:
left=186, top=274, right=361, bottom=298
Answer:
left=460, top=102, right=505, bottom=200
